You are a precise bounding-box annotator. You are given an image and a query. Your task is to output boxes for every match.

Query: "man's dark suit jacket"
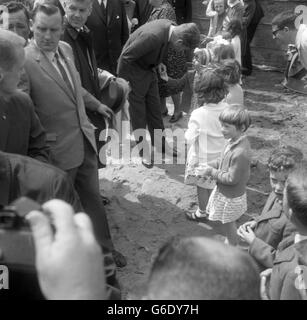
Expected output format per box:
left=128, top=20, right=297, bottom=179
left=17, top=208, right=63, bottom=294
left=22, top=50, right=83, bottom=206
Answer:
left=174, top=0, right=192, bottom=24
left=0, top=151, right=81, bottom=210
left=270, top=239, right=307, bottom=300
left=0, top=91, right=49, bottom=163
left=86, top=0, right=129, bottom=74
left=133, top=0, right=153, bottom=26
left=61, top=21, right=107, bottom=146
left=118, top=19, right=173, bottom=77
left=62, top=22, right=100, bottom=100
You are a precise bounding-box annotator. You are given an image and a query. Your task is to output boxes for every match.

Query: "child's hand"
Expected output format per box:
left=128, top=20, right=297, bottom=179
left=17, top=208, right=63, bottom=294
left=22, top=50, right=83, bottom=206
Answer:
left=240, top=220, right=257, bottom=232
left=195, top=165, right=212, bottom=176
left=157, top=63, right=168, bottom=81
left=159, top=69, right=169, bottom=82
left=237, top=226, right=256, bottom=245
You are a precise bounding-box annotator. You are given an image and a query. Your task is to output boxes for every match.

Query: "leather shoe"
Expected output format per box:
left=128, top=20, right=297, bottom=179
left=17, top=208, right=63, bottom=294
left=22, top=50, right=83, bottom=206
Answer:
left=169, top=112, right=183, bottom=123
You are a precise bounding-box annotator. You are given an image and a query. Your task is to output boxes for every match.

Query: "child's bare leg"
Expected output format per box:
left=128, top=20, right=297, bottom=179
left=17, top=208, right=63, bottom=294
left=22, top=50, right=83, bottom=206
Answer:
left=222, top=222, right=238, bottom=246
left=197, top=187, right=212, bottom=212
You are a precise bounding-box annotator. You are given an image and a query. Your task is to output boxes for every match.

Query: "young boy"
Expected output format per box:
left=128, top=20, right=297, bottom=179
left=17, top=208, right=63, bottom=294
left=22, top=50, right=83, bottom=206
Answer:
left=0, top=29, right=49, bottom=162
left=237, top=146, right=303, bottom=271
left=269, top=166, right=307, bottom=300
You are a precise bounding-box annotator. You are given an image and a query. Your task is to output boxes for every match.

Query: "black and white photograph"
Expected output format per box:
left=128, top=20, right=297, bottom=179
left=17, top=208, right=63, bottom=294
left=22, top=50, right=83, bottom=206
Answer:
left=0, top=0, right=307, bottom=305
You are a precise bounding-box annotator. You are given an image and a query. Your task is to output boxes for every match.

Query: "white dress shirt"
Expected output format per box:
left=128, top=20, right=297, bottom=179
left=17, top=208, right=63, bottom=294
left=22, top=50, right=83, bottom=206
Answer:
left=97, top=0, right=107, bottom=7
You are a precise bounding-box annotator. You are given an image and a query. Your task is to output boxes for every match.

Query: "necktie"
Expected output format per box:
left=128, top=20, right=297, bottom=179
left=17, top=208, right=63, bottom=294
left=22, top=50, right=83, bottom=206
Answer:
left=100, top=0, right=107, bottom=21
left=54, top=53, right=74, bottom=94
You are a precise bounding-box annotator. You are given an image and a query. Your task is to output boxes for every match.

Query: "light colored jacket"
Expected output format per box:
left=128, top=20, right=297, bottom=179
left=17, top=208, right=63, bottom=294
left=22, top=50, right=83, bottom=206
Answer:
left=24, top=40, right=98, bottom=170
left=185, top=101, right=228, bottom=164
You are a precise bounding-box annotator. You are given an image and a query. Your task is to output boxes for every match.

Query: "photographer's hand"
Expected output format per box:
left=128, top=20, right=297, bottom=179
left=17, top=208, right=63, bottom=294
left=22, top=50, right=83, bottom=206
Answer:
left=27, top=199, right=106, bottom=300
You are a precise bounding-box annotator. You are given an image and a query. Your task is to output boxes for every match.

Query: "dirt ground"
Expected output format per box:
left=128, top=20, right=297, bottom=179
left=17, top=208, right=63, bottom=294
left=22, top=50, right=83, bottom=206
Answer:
left=98, top=69, right=307, bottom=299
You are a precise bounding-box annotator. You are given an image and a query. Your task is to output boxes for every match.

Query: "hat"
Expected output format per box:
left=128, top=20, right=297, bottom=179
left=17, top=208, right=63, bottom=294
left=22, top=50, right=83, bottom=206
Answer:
left=98, top=71, right=130, bottom=114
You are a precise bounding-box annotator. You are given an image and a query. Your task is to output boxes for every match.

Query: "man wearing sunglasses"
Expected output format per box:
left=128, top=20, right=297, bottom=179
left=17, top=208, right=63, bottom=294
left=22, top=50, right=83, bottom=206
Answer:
left=272, top=10, right=307, bottom=82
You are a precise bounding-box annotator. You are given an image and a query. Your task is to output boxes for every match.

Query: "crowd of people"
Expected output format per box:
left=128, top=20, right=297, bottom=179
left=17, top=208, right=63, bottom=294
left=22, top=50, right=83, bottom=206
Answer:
left=0, top=0, right=306, bottom=300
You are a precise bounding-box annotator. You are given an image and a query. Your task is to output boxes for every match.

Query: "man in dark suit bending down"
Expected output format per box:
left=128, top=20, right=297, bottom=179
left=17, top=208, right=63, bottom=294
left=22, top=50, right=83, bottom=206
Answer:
left=117, top=19, right=200, bottom=166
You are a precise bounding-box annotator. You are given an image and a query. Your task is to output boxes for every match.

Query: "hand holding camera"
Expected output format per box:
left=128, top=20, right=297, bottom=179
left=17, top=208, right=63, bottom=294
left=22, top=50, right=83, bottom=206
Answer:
left=0, top=198, right=106, bottom=300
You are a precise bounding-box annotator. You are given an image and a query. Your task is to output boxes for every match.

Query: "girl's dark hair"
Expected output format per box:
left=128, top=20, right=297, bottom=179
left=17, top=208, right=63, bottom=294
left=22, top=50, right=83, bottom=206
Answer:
left=286, top=165, right=307, bottom=227
left=219, top=105, right=251, bottom=131
left=267, top=145, right=303, bottom=172
left=218, top=59, right=241, bottom=85
left=226, top=19, right=242, bottom=37
left=194, top=66, right=227, bottom=104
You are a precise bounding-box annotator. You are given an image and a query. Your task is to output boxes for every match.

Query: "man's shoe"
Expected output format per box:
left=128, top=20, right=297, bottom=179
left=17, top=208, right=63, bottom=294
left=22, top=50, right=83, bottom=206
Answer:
left=112, top=250, right=127, bottom=268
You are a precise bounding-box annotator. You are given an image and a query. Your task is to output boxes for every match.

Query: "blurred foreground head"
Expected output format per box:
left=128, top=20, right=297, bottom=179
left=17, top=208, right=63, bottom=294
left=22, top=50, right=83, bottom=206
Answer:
left=146, top=236, right=260, bottom=300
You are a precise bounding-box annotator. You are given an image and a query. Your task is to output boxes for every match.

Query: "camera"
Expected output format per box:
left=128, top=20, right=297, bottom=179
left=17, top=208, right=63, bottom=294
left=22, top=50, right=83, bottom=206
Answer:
left=0, top=197, right=45, bottom=299
left=0, top=197, right=42, bottom=268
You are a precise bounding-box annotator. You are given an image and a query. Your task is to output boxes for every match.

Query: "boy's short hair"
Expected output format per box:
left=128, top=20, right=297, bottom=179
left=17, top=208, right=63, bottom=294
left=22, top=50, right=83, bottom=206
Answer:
left=219, top=104, right=251, bottom=131
left=194, top=66, right=227, bottom=104
left=0, top=29, right=24, bottom=71
left=286, top=166, right=307, bottom=227
left=218, top=59, right=241, bottom=85
left=272, top=10, right=299, bottom=31
left=176, top=22, right=201, bottom=50
left=147, top=237, right=260, bottom=300
left=267, top=146, right=303, bottom=172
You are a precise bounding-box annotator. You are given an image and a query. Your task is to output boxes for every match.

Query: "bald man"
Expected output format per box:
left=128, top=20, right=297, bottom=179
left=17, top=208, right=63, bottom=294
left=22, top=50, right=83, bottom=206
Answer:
left=146, top=237, right=260, bottom=300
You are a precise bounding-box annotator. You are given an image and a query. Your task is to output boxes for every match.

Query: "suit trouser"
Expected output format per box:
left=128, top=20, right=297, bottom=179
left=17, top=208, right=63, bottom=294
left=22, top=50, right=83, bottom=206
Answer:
left=127, top=66, right=165, bottom=146
left=66, top=138, right=114, bottom=251
left=242, top=23, right=259, bottom=73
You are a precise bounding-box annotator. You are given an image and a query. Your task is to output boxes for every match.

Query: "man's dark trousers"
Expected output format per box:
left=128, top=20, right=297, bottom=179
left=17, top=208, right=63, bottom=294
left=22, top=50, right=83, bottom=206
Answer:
left=66, top=138, right=113, bottom=251
left=127, top=64, right=165, bottom=146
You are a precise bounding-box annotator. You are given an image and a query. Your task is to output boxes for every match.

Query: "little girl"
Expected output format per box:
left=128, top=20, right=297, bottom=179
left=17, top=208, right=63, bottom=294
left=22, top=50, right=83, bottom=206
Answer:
left=185, top=67, right=229, bottom=220
left=159, top=47, right=212, bottom=113
left=219, top=59, right=243, bottom=105
left=201, top=105, right=251, bottom=245
left=223, top=19, right=242, bottom=66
